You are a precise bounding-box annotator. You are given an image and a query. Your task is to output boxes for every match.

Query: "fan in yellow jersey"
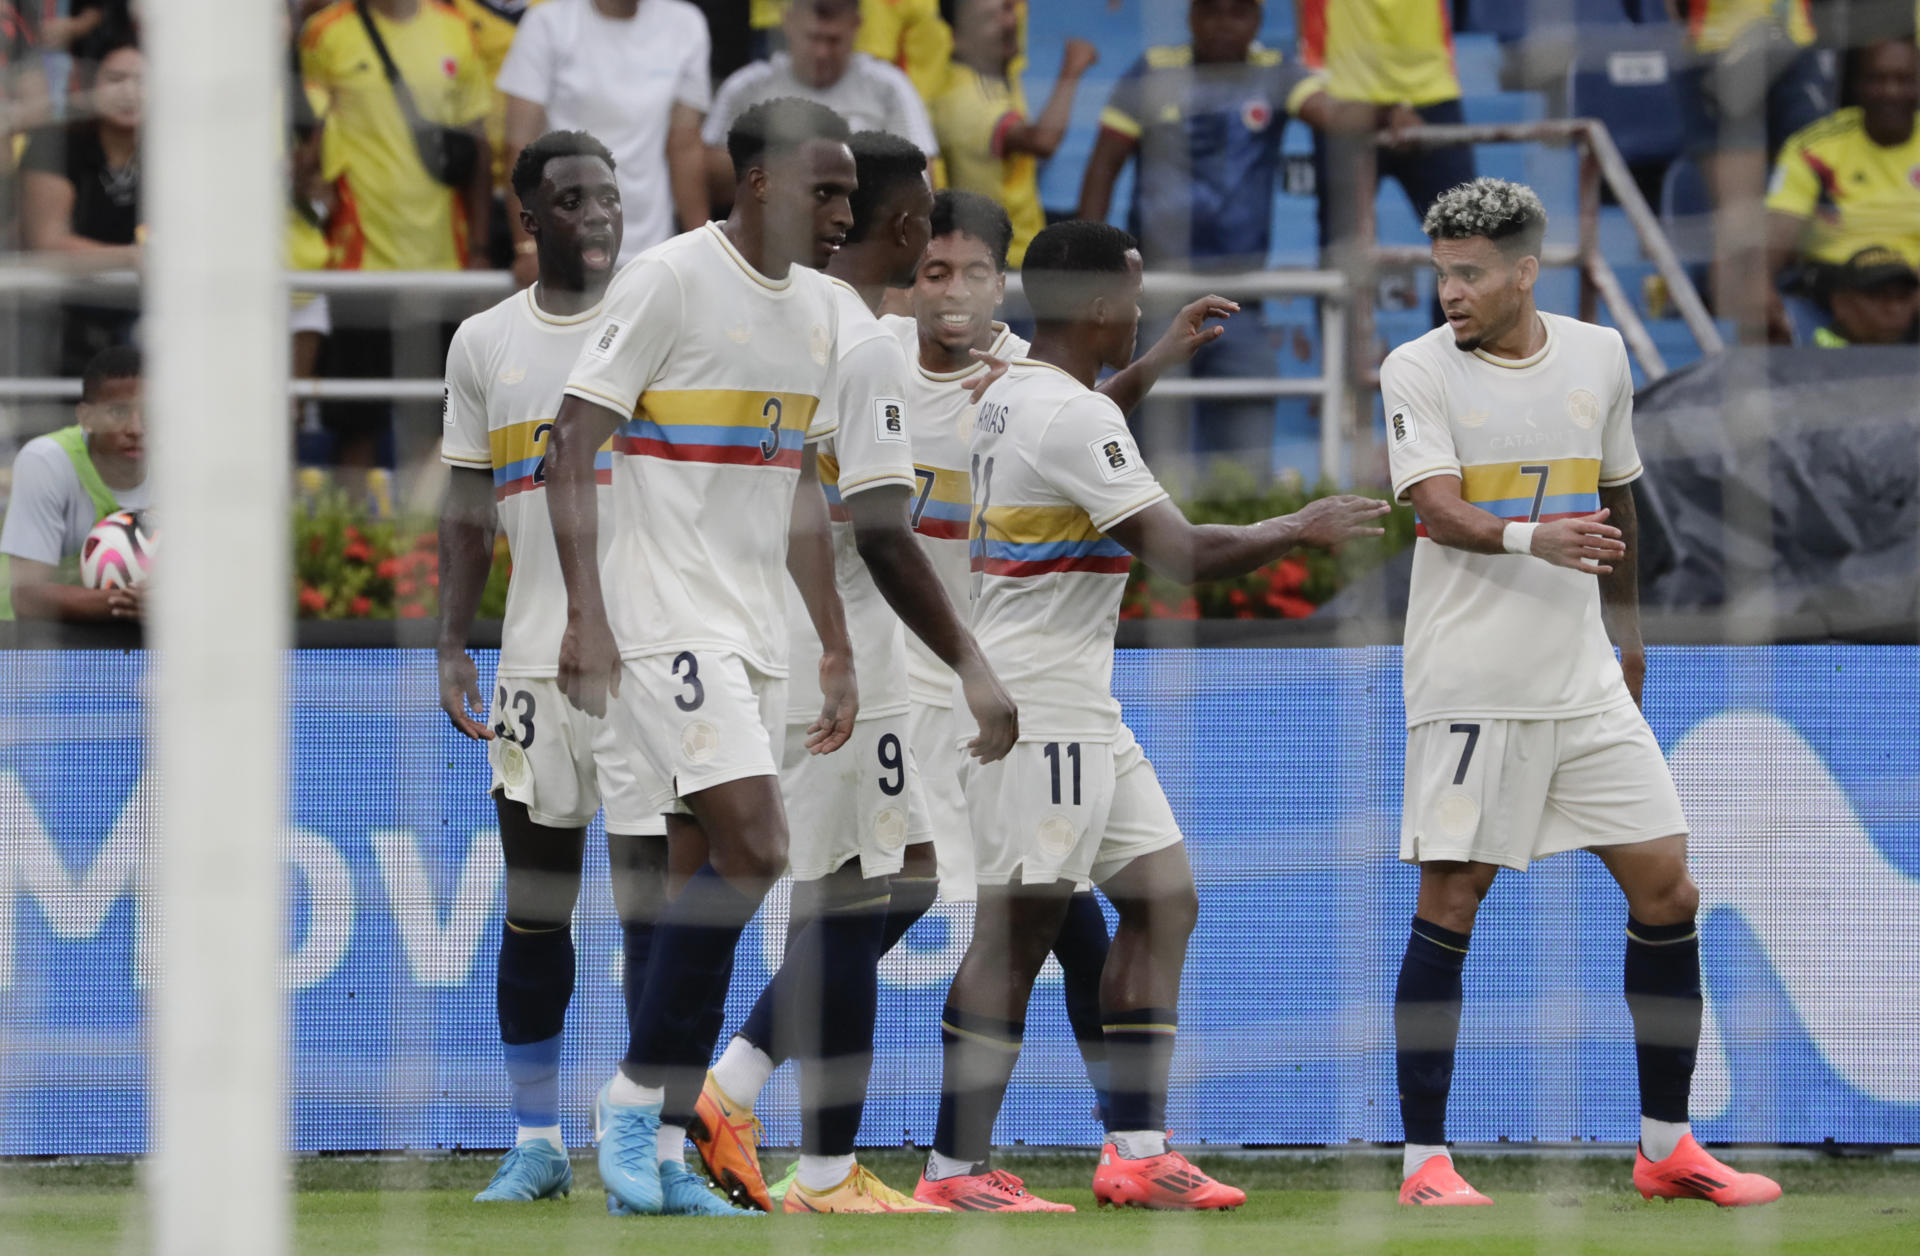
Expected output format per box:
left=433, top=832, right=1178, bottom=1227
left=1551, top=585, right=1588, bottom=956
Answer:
left=928, top=0, right=1095, bottom=267
left=436, top=130, right=708, bottom=1210
left=917, top=219, right=1387, bottom=1213
left=692, top=133, right=1018, bottom=1217
left=1381, top=177, right=1782, bottom=1211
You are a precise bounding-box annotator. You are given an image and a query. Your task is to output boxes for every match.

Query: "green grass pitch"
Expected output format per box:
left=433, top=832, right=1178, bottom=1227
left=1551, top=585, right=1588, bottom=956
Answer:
left=5, top=1150, right=1917, bottom=1255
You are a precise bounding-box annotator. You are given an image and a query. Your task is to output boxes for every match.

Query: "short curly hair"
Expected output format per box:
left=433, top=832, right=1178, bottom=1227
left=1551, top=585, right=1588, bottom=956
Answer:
left=1421, top=177, right=1548, bottom=260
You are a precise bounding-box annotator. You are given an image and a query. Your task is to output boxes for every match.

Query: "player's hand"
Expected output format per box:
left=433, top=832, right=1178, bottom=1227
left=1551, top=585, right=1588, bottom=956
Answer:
left=961, top=347, right=1010, bottom=404
left=1062, top=38, right=1099, bottom=78
left=1145, top=295, right=1238, bottom=370
left=959, top=655, right=1018, bottom=764
left=1289, top=494, right=1391, bottom=548
left=437, top=647, right=494, bottom=741
left=806, top=648, right=858, bottom=754
left=1530, top=508, right=1625, bottom=574
left=1764, top=286, right=1794, bottom=345
left=557, top=613, right=621, bottom=718
left=1382, top=102, right=1423, bottom=149
left=104, top=584, right=144, bottom=621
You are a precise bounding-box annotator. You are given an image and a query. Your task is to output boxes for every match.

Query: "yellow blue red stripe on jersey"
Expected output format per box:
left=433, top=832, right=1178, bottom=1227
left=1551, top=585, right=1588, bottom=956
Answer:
left=613, top=389, right=818, bottom=471
left=490, top=419, right=613, bottom=499
left=911, top=464, right=972, bottom=540
left=971, top=504, right=1132, bottom=577
left=1413, top=457, right=1600, bottom=536
left=818, top=451, right=849, bottom=521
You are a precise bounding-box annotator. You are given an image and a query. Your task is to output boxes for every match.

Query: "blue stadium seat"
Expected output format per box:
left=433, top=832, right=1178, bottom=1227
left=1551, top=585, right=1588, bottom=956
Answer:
left=1452, top=34, right=1504, bottom=95
left=1458, top=90, right=1546, bottom=125
left=1567, top=48, right=1685, bottom=167
left=1657, top=154, right=1714, bottom=296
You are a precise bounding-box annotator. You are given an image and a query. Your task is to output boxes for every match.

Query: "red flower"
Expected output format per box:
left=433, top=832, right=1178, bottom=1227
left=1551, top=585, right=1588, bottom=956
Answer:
left=375, top=557, right=400, bottom=581
left=349, top=596, right=372, bottom=616
left=345, top=525, right=363, bottom=544
left=426, top=570, right=440, bottom=588
left=306, top=535, right=324, bottom=557
left=395, top=578, right=418, bottom=599
left=1271, top=594, right=1316, bottom=619
left=1269, top=558, right=1308, bottom=593
left=399, top=603, right=429, bottom=619
left=297, top=586, right=327, bottom=615
left=1227, top=588, right=1250, bottom=609
left=342, top=540, right=371, bottom=564
left=413, top=531, right=437, bottom=553
left=1119, top=601, right=1144, bottom=620
left=1174, top=597, right=1200, bottom=620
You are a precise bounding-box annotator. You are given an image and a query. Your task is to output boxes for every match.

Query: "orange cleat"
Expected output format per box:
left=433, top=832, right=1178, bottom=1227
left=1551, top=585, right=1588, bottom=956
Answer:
left=914, top=1167, right=1072, bottom=1212
left=1398, top=1154, right=1493, bottom=1206
left=689, top=1073, right=772, bottom=1212
left=1633, top=1134, right=1782, bottom=1207
left=785, top=1164, right=950, bottom=1213
left=1092, top=1144, right=1246, bottom=1211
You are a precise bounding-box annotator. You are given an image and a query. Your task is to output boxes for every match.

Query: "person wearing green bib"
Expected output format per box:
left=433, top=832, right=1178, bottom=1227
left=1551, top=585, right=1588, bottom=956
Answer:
left=0, top=346, right=146, bottom=622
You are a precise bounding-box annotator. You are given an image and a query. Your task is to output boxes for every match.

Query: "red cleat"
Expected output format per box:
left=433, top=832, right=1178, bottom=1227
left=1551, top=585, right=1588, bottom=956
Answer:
left=1092, top=1144, right=1246, bottom=1211
left=1634, top=1134, right=1782, bottom=1207
left=914, top=1168, right=1072, bottom=1212
left=1398, top=1154, right=1493, bottom=1206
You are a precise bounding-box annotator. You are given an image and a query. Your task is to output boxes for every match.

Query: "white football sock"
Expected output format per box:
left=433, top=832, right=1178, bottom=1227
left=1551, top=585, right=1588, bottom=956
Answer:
left=516, top=1124, right=564, bottom=1151
left=710, top=1037, right=774, bottom=1107
left=1108, top=1130, right=1168, bottom=1160
left=656, top=1123, right=687, bottom=1166
left=923, top=1150, right=976, bottom=1181
left=1640, top=1117, right=1689, bottom=1162
left=606, top=1072, right=663, bottom=1108
left=797, top=1153, right=857, bottom=1193
left=1403, top=1144, right=1450, bottom=1178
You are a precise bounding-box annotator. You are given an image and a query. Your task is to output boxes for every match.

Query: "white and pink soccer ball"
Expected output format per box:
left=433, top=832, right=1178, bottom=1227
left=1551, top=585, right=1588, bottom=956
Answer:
left=80, top=509, right=155, bottom=590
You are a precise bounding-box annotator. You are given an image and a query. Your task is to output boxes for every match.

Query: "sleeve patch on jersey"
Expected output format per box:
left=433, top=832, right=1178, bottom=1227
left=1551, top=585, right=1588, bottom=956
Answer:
left=873, top=396, right=909, bottom=444
left=441, top=384, right=452, bottom=426
left=1389, top=404, right=1420, bottom=450
left=585, top=317, right=627, bottom=362
left=1088, top=433, right=1138, bottom=483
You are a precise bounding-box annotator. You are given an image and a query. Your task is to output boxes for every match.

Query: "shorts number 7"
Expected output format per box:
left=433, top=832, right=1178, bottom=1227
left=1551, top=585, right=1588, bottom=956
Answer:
left=1449, top=722, right=1481, bottom=786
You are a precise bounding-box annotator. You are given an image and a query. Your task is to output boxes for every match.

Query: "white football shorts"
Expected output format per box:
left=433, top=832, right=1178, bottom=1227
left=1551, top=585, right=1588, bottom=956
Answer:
left=907, top=699, right=976, bottom=898
left=780, top=712, right=931, bottom=883
left=611, top=650, right=786, bottom=815
left=1400, top=700, right=1688, bottom=870
left=964, top=724, right=1182, bottom=888
left=486, top=676, right=665, bottom=834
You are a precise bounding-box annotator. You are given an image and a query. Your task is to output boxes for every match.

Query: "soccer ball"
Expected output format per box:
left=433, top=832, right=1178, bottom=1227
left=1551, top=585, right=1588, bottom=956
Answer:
left=80, top=510, right=155, bottom=590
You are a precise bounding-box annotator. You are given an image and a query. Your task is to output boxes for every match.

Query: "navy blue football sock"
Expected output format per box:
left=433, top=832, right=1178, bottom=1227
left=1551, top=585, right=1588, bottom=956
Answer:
left=879, top=874, right=939, bottom=955
left=1624, top=916, right=1702, bottom=1124
left=1102, top=1005, right=1177, bottom=1135
left=797, top=894, right=889, bottom=1155
left=497, top=921, right=573, bottom=1134
left=932, top=1006, right=1025, bottom=1164
left=626, top=864, right=765, bottom=1125
left=1394, top=917, right=1471, bottom=1147
left=502, top=1034, right=563, bottom=1130
left=1053, top=892, right=1112, bottom=1122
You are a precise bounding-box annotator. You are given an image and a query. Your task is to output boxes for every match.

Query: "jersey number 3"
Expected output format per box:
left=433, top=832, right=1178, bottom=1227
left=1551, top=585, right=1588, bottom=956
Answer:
left=759, top=397, right=783, bottom=462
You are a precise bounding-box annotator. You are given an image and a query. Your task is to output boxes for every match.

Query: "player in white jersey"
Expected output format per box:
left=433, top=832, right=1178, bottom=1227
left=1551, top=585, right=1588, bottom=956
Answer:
left=693, top=133, right=1016, bottom=1215
left=1382, top=178, right=1780, bottom=1210
left=437, top=132, right=719, bottom=1212
left=916, top=220, right=1387, bottom=1212
left=542, top=98, right=870, bottom=1218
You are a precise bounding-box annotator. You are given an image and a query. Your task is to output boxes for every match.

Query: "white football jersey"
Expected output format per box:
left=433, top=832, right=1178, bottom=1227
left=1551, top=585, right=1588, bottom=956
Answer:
left=968, top=359, right=1166, bottom=741
left=563, top=223, right=840, bottom=675
left=441, top=287, right=612, bottom=678
left=1382, top=312, right=1643, bottom=728
left=784, top=281, right=920, bottom=724
left=882, top=315, right=1027, bottom=707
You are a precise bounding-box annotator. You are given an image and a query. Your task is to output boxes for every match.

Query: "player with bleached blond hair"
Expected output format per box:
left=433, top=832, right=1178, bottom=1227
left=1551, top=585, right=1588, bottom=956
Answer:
left=1382, top=176, right=1781, bottom=1209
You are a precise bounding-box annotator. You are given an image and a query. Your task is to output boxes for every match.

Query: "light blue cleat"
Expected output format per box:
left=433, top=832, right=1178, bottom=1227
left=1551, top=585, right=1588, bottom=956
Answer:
left=594, top=1079, right=664, bottom=1215
left=661, top=1162, right=761, bottom=1216
left=473, top=1140, right=572, bottom=1202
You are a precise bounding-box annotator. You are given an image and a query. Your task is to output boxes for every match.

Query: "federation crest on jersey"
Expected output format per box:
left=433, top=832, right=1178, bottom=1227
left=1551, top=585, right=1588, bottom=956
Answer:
left=874, top=396, right=908, bottom=443
left=810, top=323, right=831, bottom=365
left=1241, top=99, right=1273, bottom=133
left=497, top=365, right=527, bottom=386
left=1566, top=387, right=1600, bottom=430
left=1458, top=408, right=1489, bottom=430
left=1088, top=434, right=1136, bottom=483
left=1389, top=404, right=1419, bottom=449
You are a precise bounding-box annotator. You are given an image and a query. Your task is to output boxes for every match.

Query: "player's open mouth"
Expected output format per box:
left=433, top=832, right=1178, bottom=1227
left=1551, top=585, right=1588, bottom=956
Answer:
left=939, top=312, right=973, bottom=330
left=581, top=242, right=613, bottom=268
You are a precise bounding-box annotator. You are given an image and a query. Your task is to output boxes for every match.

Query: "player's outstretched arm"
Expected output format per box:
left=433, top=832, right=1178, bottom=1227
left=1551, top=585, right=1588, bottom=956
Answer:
left=789, top=446, right=858, bottom=755
left=1104, top=494, right=1390, bottom=586
left=1596, top=482, right=1645, bottom=708
left=1407, top=476, right=1627, bottom=572
left=1096, top=294, right=1239, bottom=417
left=844, top=484, right=1018, bottom=764
left=546, top=395, right=624, bottom=717
left=436, top=466, right=497, bottom=740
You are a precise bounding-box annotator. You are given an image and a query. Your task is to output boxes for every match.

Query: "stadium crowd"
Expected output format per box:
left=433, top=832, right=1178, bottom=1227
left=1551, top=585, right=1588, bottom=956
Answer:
left=1, top=0, right=1918, bottom=615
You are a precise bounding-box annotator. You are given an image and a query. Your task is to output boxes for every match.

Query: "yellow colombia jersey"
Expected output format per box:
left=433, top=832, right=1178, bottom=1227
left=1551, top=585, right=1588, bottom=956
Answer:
left=300, top=0, right=491, bottom=270
left=1680, top=0, right=1813, bottom=55
left=930, top=65, right=1044, bottom=267
left=452, top=0, right=548, bottom=188
left=1298, top=0, right=1459, bottom=107
left=1766, top=107, right=1920, bottom=269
